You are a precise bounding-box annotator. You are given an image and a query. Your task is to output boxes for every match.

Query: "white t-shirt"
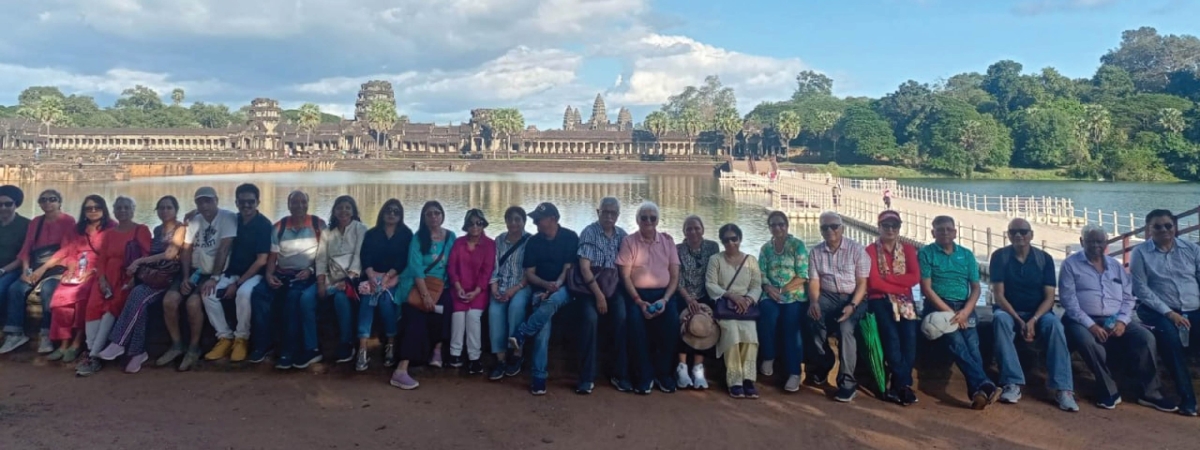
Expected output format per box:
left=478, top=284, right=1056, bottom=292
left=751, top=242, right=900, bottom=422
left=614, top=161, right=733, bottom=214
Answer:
left=185, top=209, right=239, bottom=275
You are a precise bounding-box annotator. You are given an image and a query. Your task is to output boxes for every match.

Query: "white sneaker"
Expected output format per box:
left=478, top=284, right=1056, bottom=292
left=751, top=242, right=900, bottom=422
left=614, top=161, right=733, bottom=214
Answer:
left=692, top=364, right=709, bottom=390
left=676, top=362, right=693, bottom=389
left=37, top=331, right=53, bottom=354
left=0, top=334, right=29, bottom=354
left=760, top=359, right=774, bottom=377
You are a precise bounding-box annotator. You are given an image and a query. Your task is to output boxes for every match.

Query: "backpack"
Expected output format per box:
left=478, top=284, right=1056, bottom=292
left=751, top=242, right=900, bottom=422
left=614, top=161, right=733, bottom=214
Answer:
left=277, top=215, right=322, bottom=242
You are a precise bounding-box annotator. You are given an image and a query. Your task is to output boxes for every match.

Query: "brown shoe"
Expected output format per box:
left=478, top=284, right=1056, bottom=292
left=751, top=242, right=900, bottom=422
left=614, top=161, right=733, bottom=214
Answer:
left=230, top=338, right=249, bottom=362
left=204, top=338, right=233, bottom=361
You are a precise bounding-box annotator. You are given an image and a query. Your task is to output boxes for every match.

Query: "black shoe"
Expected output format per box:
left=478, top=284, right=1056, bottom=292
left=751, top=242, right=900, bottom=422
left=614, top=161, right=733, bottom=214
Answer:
left=657, top=378, right=677, bottom=393
left=1096, top=394, right=1122, bottom=410
left=610, top=376, right=633, bottom=393
left=742, top=380, right=760, bottom=399
left=575, top=382, right=595, bottom=395
left=834, top=387, right=857, bottom=402
left=503, top=355, right=522, bottom=377
left=805, top=375, right=826, bottom=387
left=448, top=355, right=463, bottom=369
left=1138, top=396, right=1179, bottom=413
left=633, top=380, right=653, bottom=395
left=884, top=388, right=902, bottom=405
left=900, top=387, right=918, bottom=406
left=467, top=359, right=483, bottom=375
left=488, top=365, right=506, bottom=381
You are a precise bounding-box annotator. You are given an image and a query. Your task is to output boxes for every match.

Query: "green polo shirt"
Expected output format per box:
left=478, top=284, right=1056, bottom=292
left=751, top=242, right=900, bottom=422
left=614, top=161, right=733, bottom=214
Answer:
left=0, top=214, right=30, bottom=268
left=918, top=242, right=979, bottom=302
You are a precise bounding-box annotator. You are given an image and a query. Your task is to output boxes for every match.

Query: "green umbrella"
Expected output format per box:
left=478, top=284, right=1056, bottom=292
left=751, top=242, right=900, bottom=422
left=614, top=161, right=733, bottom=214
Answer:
left=858, top=311, right=888, bottom=394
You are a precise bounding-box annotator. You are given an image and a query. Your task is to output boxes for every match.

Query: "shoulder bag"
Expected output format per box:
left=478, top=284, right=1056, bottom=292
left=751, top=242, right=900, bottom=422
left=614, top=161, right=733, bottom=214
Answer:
left=407, top=238, right=450, bottom=312
left=714, top=255, right=760, bottom=320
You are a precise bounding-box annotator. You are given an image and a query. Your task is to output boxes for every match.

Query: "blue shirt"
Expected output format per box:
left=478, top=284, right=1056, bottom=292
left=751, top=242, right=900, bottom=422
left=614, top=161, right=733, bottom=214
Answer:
left=1131, top=238, right=1200, bottom=314
left=1059, top=252, right=1134, bottom=329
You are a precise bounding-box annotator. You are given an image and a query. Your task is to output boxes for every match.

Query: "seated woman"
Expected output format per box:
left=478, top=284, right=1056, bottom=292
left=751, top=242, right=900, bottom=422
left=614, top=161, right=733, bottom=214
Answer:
left=756, top=211, right=809, bottom=392
left=390, top=201, right=455, bottom=390
left=308, top=195, right=368, bottom=364
left=674, top=215, right=720, bottom=389
left=97, top=195, right=186, bottom=373
left=355, top=199, right=412, bottom=371
left=447, top=208, right=495, bottom=374
left=1, top=189, right=75, bottom=355
left=47, top=195, right=115, bottom=369
left=705, top=223, right=763, bottom=399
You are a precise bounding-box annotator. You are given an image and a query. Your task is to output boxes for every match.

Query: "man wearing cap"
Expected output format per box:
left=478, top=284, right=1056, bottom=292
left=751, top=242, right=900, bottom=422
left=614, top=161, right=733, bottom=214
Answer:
left=165, top=186, right=238, bottom=371
left=988, top=218, right=1077, bottom=412
left=806, top=211, right=870, bottom=402
left=508, top=202, right=580, bottom=395
left=1061, top=225, right=1174, bottom=411
left=201, top=183, right=271, bottom=363
left=918, top=215, right=997, bottom=409
left=865, top=210, right=921, bottom=406
left=0, top=186, right=31, bottom=353
left=575, top=197, right=629, bottom=394
left=618, top=201, right=681, bottom=394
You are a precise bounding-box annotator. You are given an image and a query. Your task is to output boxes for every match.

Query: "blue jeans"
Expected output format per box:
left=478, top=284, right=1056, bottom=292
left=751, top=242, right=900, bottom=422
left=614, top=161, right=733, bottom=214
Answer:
left=250, top=280, right=311, bottom=356
left=515, top=288, right=570, bottom=380
left=302, top=284, right=354, bottom=349
left=4, top=275, right=56, bottom=334
left=757, top=299, right=804, bottom=376
left=581, top=291, right=627, bottom=384
left=1139, top=307, right=1199, bottom=409
left=869, top=298, right=918, bottom=389
left=627, top=289, right=675, bottom=387
left=488, top=286, right=531, bottom=353
left=927, top=301, right=992, bottom=396
left=993, top=309, right=1073, bottom=391
left=357, top=292, right=399, bottom=339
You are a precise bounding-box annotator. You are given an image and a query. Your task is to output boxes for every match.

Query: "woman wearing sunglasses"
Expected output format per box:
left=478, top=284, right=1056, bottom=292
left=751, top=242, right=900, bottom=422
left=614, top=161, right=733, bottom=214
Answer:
left=355, top=199, right=413, bottom=371
left=1, top=189, right=75, bottom=355
left=47, top=195, right=115, bottom=369
left=705, top=223, right=763, bottom=399
left=446, top=209, right=495, bottom=374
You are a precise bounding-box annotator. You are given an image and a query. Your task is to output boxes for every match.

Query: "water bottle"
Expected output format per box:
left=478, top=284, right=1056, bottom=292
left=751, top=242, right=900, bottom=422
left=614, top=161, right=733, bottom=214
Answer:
left=77, top=253, right=88, bottom=281
left=189, top=270, right=202, bottom=285
left=1104, top=315, right=1118, bottom=330
left=1180, top=323, right=1190, bottom=349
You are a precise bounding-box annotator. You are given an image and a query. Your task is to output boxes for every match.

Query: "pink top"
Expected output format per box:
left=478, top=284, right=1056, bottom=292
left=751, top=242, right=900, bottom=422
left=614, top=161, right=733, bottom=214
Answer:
left=617, top=231, right=681, bottom=289
left=19, top=213, right=77, bottom=263
left=448, top=234, right=497, bottom=296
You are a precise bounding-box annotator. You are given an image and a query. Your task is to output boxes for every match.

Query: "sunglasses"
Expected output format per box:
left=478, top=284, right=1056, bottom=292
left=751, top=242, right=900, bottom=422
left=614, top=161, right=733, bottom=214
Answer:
left=1007, top=229, right=1031, bottom=236
left=468, top=220, right=485, bottom=228
left=768, top=221, right=787, bottom=228
left=721, top=235, right=740, bottom=243
left=83, top=206, right=103, bottom=213
left=0, top=201, right=13, bottom=208
left=879, top=222, right=900, bottom=230
left=820, top=224, right=841, bottom=232
left=639, top=215, right=658, bottom=223
left=383, top=208, right=402, bottom=216
left=38, top=197, right=59, bottom=204
left=1152, top=223, right=1175, bottom=231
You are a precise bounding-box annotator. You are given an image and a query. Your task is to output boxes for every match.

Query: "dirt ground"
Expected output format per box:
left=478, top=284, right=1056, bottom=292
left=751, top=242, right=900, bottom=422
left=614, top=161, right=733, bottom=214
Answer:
left=1, top=357, right=1196, bottom=450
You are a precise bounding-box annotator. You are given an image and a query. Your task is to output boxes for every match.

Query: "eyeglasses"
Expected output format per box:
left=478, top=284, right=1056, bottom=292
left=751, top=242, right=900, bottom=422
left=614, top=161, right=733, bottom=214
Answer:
left=768, top=222, right=788, bottom=228
left=1083, top=239, right=1107, bottom=246
left=1007, top=229, right=1031, bottom=236
left=639, top=215, right=658, bottom=223
left=879, top=222, right=900, bottom=230
left=383, top=208, right=402, bottom=216
left=598, top=210, right=619, bottom=218
left=1152, top=223, right=1175, bottom=231
left=0, top=201, right=13, bottom=208
left=819, top=224, right=841, bottom=232
left=721, top=235, right=740, bottom=243
left=83, top=206, right=102, bottom=213
left=38, top=197, right=59, bottom=204
left=469, top=220, right=485, bottom=228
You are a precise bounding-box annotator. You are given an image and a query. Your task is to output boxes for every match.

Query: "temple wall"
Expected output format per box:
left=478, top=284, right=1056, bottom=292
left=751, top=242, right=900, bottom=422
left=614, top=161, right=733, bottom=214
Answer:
left=126, top=160, right=333, bottom=178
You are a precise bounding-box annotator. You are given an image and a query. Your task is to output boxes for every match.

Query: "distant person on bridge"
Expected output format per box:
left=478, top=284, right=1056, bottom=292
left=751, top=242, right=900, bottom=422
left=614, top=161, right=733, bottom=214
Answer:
left=831, top=184, right=841, bottom=207
left=883, top=188, right=892, bottom=210
left=807, top=211, right=869, bottom=403
left=1132, top=209, right=1200, bottom=417
left=988, top=218, right=1078, bottom=412
left=918, top=215, right=997, bottom=410
left=865, top=210, right=921, bottom=406
left=1060, top=225, right=1175, bottom=412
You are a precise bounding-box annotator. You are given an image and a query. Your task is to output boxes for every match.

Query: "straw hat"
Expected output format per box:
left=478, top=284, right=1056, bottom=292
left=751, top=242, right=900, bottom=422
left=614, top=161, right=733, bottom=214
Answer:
left=680, top=303, right=720, bottom=351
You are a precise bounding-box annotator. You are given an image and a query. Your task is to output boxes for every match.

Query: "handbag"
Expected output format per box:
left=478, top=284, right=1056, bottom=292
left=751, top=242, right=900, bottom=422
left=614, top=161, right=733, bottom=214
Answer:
left=406, top=240, right=450, bottom=312
left=29, top=216, right=66, bottom=278
left=713, top=255, right=760, bottom=320
left=567, top=265, right=619, bottom=299
left=136, top=259, right=180, bottom=290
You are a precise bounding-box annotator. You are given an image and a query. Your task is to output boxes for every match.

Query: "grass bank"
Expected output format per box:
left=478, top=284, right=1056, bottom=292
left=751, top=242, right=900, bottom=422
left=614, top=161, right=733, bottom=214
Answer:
left=786, top=163, right=1080, bottom=181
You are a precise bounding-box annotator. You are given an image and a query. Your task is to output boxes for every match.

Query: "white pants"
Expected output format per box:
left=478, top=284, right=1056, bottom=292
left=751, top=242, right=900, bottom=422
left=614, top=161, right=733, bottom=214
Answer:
left=203, top=275, right=261, bottom=340
left=450, top=309, right=483, bottom=360
left=85, top=313, right=116, bottom=353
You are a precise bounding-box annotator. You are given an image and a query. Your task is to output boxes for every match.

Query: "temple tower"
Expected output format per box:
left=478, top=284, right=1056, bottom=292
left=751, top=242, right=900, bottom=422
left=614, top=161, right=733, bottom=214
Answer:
left=588, top=94, right=608, bottom=130
left=354, top=80, right=396, bottom=122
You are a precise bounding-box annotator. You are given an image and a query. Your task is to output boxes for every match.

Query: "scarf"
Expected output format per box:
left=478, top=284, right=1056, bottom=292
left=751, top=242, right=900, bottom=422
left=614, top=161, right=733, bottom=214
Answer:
left=875, top=241, right=916, bottom=321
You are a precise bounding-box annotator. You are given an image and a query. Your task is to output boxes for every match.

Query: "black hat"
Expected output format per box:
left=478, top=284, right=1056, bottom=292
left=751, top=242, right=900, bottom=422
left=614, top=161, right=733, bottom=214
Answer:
left=462, top=209, right=489, bottom=231
left=0, top=185, right=24, bottom=208
left=528, top=202, right=560, bottom=223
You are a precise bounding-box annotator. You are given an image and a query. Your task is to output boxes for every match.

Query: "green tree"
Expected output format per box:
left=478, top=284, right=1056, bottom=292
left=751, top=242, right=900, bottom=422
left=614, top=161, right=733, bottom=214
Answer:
left=1156, top=107, right=1186, bottom=134
left=1105, top=93, right=1194, bottom=135
left=812, top=110, right=842, bottom=157
left=1088, top=65, right=1136, bottom=102
left=920, top=98, right=1010, bottom=177
left=190, top=102, right=238, bottom=128
left=715, top=109, right=741, bottom=156
left=171, top=88, right=185, bottom=106
left=644, top=111, right=671, bottom=137
left=1101, top=27, right=1200, bottom=92
left=774, top=110, right=801, bottom=153
left=876, top=80, right=937, bottom=145
left=676, top=108, right=702, bottom=137
left=835, top=103, right=897, bottom=162
left=18, top=95, right=71, bottom=140
left=115, top=85, right=165, bottom=112
left=489, top=108, right=525, bottom=159
left=365, top=99, right=398, bottom=158
left=18, top=87, right=65, bottom=107
left=1011, top=105, right=1080, bottom=168
left=296, top=103, right=322, bottom=147
left=793, top=70, right=834, bottom=100
left=1079, top=104, right=1112, bottom=162
left=661, top=75, right=737, bottom=126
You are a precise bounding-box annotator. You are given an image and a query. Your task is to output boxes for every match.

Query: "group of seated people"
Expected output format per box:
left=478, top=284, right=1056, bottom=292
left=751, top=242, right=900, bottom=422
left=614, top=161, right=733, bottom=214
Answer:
left=0, top=183, right=1197, bottom=415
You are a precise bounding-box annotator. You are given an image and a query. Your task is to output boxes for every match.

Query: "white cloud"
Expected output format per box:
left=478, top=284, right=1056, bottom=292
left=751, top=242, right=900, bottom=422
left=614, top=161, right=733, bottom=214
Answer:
left=1012, top=0, right=1120, bottom=15
left=0, top=64, right=225, bottom=99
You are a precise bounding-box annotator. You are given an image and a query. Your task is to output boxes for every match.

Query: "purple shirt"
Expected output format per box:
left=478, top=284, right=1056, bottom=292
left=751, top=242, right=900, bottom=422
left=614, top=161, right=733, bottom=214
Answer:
left=1058, top=251, right=1134, bottom=329
left=809, top=237, right=870, bottom=295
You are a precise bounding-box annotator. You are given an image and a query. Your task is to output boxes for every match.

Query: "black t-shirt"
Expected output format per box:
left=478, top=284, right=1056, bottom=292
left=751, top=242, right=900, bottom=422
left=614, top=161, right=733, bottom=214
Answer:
left=361, top=226, right=413, bottom=274
left=989, top=247, right=1056, bottom=313
left=523, top=227, right=580, bottom=287
left=225, top=213, right=273, bottom=277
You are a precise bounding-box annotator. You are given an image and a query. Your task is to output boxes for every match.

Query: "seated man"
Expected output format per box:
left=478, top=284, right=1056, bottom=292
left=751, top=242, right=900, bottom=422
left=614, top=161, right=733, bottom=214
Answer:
left=618, top=201, right=680, bottom=394
left=202, top=183, right=271, bottom=363
left=1131, top=209, right=1197, bottom=416
left=806, top=211, right=869, bottom=403
left=575, top=198, right=628, bottom=394
left=918, top=215, right=997, bottom=410
left=988, top=218, right=1077, bottom=412
left=1061, top=225, right=1175, bottom=412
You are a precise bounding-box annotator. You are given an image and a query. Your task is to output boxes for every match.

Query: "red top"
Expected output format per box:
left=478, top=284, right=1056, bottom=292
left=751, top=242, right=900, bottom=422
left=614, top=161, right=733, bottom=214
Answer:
left=448, top=235, right=496, bottom=294
left=89, top=224, right=153, bottom=315
left=865, top=241, right=921, bottom=298
left=19, top=213, right=77, bottom=263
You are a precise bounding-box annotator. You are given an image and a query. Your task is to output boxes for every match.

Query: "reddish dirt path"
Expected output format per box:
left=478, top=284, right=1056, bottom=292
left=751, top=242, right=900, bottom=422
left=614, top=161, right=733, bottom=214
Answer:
left=1, top=361, right=1195, bottom=450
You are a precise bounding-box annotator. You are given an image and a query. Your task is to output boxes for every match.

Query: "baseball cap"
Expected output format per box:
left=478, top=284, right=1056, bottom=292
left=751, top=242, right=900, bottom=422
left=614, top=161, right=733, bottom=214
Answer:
left=528, top=202, right=560, bottom=222
left=877, top=210, right=902, bottom=224
left=194, top=186, right=218, bottom=200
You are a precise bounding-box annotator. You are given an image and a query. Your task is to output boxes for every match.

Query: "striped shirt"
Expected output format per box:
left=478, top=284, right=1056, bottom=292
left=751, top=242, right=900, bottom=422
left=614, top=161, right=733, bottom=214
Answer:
left=491, top=231, right=531, bottom=292
left=271, top=215, right=325, bottom=272
left=808, top=237, right=870, bottom=295
left=577, top=221, right=627, bottom=269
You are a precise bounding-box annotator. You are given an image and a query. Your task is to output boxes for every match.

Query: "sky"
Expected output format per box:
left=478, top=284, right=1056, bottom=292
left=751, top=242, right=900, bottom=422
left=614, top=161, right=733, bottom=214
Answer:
left=0, top=0, right=1196, bottom=128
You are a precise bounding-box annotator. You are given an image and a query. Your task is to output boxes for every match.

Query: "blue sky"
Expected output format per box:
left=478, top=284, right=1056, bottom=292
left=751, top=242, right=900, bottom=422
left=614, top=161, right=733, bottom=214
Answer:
left=0, top=0, right=1194, bottom=128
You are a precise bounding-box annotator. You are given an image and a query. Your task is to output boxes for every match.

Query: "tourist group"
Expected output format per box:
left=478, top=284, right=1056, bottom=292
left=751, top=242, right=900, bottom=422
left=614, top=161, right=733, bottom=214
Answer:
left=0, top=183, right=1197, bottom=416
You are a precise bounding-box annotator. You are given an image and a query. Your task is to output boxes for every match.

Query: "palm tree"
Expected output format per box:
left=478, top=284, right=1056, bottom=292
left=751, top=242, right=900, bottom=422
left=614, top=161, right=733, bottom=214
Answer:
left=644, top=111, right=670, bottom=155
left=1079, top=104, right=1111, bottom=162
left=171, top=88, right=185, bottom=106
left=1156, top=108, right=1185, bottom=134
left=18, top=95, right=69, bottom=147
left=365, top=99, right=398, bottom=159
left=297, top=103, right=322, bottom=150
left=677, top=109, right=702, bottom=138
left=489, top=108, right=525, bottom=159
left=814, top=110, right=843, bottom=158
left=775, top=110, right=801, bottom=155
left=716, top=110, right=741, bottom=156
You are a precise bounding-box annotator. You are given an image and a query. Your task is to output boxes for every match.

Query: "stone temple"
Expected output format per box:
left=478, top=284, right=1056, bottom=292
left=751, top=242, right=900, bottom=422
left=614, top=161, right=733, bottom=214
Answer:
left=0, top=81, right=744, bottom=160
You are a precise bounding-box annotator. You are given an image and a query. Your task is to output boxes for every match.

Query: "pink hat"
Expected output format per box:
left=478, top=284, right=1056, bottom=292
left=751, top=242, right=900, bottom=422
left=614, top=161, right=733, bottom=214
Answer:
left=877, top=210, right=902, bottom=224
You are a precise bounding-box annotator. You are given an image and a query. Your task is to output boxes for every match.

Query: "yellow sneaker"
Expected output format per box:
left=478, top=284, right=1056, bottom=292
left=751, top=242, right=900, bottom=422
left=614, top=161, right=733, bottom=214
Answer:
left=230, top=338, right=248, bottom=362
left=204, top=338, right=233, bottom=361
